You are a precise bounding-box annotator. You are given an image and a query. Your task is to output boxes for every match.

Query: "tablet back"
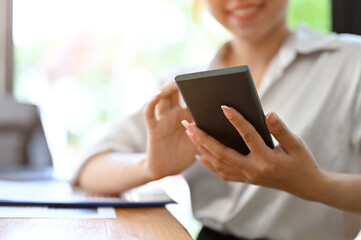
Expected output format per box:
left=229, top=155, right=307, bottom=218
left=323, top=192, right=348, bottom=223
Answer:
left=175, top=66, right=273, bottom=155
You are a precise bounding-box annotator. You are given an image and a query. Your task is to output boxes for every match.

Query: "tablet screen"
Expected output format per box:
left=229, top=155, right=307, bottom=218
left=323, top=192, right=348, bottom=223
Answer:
left=175, top=66, right=273, bottom=155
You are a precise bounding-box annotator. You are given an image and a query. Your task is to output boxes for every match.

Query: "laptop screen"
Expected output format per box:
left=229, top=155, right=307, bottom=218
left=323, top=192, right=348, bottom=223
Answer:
left=0, top=96, right=53, bottom=177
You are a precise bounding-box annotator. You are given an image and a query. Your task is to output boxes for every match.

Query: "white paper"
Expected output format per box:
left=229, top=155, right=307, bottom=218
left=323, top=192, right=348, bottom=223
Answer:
left=0, top=206, right=116, bottom=219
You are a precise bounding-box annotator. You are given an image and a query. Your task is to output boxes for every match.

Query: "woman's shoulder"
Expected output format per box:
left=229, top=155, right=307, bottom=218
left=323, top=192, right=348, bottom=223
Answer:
left=294, top=25, right=361, bottom=56
left=292, top=25, right=361, bottom=75
left=336, top=33, right=361, bottom=57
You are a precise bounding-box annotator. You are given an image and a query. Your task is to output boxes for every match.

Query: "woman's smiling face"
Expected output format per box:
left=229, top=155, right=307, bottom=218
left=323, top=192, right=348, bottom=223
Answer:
left=205, top=0, right=289, bottom=41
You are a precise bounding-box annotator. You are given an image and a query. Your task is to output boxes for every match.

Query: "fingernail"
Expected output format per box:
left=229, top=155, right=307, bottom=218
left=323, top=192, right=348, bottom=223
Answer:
left=266, top=111, right=278, bottom=125
left=181, top=120, right=195, bottom=135
left=181, top=120, right=190, bottom=129
left=195, top=154, right=202, bottom=161
left=221, top=105, right=233, bottom=119
left=153, top=90, right=162, bottom=98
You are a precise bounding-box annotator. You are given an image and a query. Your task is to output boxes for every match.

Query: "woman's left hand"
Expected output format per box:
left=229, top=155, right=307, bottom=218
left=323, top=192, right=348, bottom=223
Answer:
left=182, top=106, right=326, bottom=201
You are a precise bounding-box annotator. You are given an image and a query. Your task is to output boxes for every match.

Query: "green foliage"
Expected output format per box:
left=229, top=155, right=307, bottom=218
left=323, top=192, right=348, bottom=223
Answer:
left=287, top=0, right=331, bottom=32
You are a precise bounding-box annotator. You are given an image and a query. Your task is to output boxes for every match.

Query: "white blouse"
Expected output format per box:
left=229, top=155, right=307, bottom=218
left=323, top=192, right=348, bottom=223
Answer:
left=74, top=25, right=361, bottom=240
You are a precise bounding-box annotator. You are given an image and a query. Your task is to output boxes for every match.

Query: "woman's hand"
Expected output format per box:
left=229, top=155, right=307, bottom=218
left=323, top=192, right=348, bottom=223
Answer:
left=182, top=105, right=326, bottom=201
left=143, top=82, right=198, bottom=180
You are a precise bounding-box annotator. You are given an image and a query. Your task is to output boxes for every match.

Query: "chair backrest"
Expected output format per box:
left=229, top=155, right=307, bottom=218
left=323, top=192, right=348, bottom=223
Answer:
left=0, top=95, right=52, bottom=169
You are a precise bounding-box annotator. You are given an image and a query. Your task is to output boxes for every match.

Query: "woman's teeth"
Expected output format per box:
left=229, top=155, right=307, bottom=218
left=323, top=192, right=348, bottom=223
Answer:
left=233, top=7, right=259, bottom=17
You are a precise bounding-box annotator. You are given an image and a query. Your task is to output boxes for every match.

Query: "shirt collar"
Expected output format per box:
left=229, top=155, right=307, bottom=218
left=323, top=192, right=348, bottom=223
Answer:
left=258, top=25, right=340, bottom=96
left=208, top=24, right=340, bottom=69
left=207, top=25, right=341, bottom=97
left=208, top=42, right=230, bottom=69
left=291, top=24, right=339, bottom=54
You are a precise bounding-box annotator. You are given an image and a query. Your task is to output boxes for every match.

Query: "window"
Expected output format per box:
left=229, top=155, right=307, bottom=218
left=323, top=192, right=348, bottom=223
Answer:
left=13, top=0, right=227, bottom=174
left=12, top=0, right=332, bottom=174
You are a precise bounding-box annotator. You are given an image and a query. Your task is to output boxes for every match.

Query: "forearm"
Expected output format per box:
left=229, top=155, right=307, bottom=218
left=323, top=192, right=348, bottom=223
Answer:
left=77, top=152, right=153, bottom=194
left=312, top=171, right=361, bottom=214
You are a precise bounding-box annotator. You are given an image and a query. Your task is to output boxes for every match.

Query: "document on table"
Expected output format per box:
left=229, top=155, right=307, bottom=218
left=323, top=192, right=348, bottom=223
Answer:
left=0, top=206, right=116, bottom=219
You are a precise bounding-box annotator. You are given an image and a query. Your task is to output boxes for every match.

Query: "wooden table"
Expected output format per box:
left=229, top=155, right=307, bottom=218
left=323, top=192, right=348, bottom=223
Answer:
left=0, top=207, right=193, bottom=240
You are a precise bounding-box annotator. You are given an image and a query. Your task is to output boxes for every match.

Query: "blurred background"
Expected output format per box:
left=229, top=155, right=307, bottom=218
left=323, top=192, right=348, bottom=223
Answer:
left=2, top=0, right=361, bottom=238
left=10, top=0, right=332, bottom=176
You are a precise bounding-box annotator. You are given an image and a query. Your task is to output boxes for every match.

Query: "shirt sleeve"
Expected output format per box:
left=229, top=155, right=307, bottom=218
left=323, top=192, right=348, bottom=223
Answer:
left=70, top=107, right=147, bottom=185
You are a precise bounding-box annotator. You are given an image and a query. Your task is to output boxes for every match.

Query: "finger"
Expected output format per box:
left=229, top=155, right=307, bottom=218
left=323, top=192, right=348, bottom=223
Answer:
left=195, top=153, right=249, bottom=182
left=182, top=120, right=197, bottom=145
left=181, top=108, right=193, bottom=122
left=170, top=87, right=180, bottom=108
left=196, top=142, right=236, bottom=171
left=161, top=81, right=178, bottom=96
left=156, top=82, right=179, bottom=114
left=183, top=122, right=250, bottom=169
left=156, top=98, right=171, bottom=117
left=221, top=106, right=269, bottom=156
left=265, top=111, right=300, bottom=152
left=144, top=92, right=161, bottom=128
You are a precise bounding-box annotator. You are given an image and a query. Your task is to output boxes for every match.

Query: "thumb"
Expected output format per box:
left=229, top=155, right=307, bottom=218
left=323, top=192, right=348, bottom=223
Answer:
left=265, top=111, right=300, bottom=151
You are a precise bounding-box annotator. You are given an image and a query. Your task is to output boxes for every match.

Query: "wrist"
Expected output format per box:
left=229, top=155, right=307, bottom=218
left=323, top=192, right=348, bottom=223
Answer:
left=138, top=157, right=162, bottom=182
left=303, top=169, right=333, bottom=203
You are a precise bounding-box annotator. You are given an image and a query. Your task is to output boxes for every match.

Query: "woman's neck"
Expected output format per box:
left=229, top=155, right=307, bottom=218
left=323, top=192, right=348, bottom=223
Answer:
left=225, top=23, right=291, bottom=88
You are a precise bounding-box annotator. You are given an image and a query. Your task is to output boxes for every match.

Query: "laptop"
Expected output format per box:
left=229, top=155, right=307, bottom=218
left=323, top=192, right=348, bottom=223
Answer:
left=0, top=95, right=54, bottom=181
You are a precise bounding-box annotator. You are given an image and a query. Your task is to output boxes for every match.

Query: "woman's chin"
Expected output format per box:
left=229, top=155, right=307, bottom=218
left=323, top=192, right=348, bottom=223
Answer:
left=231, top=29, right=263, bottom=43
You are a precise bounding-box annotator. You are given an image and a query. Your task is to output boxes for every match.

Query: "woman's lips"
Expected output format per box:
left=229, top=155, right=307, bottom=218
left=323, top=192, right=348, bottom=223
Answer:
left=228, top=4, right=263, bottom=22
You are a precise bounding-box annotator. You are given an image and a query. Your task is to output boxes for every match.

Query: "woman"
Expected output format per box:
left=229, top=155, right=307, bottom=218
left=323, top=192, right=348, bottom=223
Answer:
left=75, top=0, right=361, bottom=239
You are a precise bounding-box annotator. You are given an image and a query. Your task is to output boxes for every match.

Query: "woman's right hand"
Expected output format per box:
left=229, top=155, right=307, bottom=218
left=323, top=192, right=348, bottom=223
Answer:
left=143, top=82, right=198, bottom=180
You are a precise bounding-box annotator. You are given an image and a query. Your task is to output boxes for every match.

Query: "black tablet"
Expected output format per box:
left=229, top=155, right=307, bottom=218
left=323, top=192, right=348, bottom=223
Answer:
left=175, top=65, right=274, bottom=155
